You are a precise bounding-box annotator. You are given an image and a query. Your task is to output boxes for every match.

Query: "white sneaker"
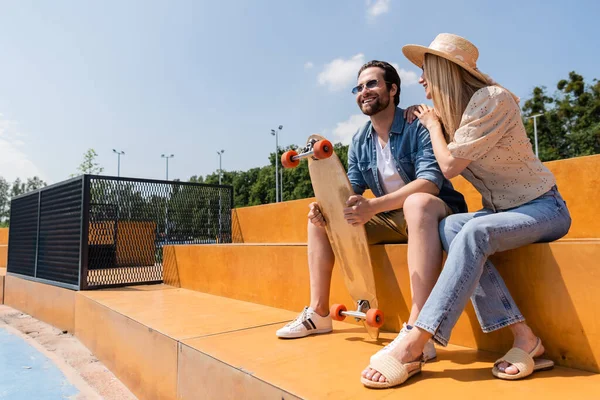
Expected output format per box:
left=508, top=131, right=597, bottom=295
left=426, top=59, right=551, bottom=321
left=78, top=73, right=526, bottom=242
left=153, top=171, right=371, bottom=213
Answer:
left=379, top=323, right=437, bottom=361
left=276, top=307, right=333, bottom=339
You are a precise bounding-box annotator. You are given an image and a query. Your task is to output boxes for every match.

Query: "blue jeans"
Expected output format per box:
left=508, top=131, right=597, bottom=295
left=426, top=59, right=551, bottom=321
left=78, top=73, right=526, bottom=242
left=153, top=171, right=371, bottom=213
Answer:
left=414, top=186, right=571, bottom=346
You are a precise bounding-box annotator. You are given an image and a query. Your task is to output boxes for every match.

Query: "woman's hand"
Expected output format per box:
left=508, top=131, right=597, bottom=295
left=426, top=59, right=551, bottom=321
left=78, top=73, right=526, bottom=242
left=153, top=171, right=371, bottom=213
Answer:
left=343, top=195, right=375, bottom=226
left=413, top=104, right=441, bottom=131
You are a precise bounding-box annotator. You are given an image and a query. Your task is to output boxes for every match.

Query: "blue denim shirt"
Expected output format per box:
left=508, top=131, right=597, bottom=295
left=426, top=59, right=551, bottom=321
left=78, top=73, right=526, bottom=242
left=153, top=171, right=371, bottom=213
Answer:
left=348, top=107, right=467, bottom=214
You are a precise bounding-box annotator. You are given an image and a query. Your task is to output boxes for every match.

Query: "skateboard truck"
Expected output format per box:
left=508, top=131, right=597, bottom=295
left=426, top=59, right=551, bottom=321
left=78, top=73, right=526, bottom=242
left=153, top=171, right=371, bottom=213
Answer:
left=330, top=300, right=384, bottom=328
left=281, top=139, right=334, bottom=168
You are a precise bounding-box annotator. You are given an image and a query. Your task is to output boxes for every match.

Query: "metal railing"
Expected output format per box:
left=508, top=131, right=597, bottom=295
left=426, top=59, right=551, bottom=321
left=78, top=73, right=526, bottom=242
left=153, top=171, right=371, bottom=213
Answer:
left=6, top=175, right=233, bottom=290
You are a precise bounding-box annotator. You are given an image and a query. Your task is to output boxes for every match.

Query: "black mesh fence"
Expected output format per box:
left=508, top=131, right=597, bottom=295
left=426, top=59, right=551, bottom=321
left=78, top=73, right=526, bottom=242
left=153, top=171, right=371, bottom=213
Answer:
left=85, top=176, right=233, bottom=289
left=6, top=175, right=233, bottom=290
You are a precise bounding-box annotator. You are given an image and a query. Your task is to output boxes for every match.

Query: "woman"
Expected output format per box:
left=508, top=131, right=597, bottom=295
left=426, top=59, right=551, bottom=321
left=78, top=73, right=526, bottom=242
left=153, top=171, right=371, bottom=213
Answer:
left=361, top=33, right=571, bottom=388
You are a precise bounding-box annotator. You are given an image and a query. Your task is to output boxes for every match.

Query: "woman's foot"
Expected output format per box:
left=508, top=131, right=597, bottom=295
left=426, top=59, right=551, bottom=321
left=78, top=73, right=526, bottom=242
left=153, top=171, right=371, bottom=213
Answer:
left=496, top=335, right=545, bottom=375
left=361, top=328, right=427, bottom=384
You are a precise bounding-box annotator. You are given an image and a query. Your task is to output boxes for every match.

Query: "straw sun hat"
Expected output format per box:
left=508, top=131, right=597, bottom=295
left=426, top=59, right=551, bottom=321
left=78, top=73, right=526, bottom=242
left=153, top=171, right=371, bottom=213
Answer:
left=402, top=33, right=492, bottom=85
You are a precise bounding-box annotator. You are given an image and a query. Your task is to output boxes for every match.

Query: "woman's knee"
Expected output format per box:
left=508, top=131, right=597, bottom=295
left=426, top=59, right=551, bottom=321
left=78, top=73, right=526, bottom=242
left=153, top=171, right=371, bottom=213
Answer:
left=439, top=213, right=470, bottom=249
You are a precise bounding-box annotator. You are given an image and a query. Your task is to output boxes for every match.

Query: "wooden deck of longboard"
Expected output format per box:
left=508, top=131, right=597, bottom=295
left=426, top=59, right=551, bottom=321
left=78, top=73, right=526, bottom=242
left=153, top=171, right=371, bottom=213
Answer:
left=307, top=134, right=380, bottom=338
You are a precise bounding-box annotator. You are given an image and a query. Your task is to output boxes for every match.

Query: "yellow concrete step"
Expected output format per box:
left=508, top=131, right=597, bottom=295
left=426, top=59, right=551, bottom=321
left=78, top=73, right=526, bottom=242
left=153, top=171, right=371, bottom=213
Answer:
left=5, top=275, right=599, bottom=399
left=181, top=323, right=600, bottom=400
left=164, top=240, right=600, bottom=373
left=0, top=228, right=7, bottom=246
left=0, top=245, right=7, bottom=269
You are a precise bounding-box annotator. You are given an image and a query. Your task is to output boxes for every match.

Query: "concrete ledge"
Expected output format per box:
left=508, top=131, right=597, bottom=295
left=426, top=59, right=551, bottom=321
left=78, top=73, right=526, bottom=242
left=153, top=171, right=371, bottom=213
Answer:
left=0, top=245, right=7, bottom=268
left=0, top=228, right=7, bottom=245
left=3, top=274, right=76, bottom=332
left=75, top=293, right=178, bottom=400
left=165, top=240, right=600, bottom=373
left=231, top=155, right=600, bottom=243
left=0, top=269, right=4, bottom=304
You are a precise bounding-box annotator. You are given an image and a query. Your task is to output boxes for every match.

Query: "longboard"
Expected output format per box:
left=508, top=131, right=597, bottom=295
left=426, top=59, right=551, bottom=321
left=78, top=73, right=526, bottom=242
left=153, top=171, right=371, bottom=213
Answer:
left=281, top=135, right=382, bottom=339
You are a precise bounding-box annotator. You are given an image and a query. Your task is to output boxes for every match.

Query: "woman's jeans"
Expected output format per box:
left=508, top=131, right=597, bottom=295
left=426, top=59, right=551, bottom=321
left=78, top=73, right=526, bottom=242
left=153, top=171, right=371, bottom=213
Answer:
left=414, top=186, right=571, bottom=346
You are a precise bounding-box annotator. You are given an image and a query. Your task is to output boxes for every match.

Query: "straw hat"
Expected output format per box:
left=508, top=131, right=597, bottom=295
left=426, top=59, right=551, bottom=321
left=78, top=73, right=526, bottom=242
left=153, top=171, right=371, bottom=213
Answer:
left=402, top=33, right=491, bottom=84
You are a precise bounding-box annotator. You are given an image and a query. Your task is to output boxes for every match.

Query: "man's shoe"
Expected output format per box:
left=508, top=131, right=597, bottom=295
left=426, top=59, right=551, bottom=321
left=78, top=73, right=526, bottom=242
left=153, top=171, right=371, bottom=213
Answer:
left=276, top=306, right=333, bottom=339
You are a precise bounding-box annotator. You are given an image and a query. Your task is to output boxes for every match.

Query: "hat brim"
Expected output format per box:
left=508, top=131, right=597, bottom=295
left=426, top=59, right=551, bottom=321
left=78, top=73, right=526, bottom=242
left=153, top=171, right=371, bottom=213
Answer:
left=401, top=44, right=489, bottom=84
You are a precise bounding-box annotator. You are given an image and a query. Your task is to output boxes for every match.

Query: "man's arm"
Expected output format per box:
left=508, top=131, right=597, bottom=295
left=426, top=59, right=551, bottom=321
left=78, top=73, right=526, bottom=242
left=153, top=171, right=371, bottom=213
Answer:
left=367, top=178, right=438, bottom=213
left=343, top=121, right=442, bottom=226
left=369, top=120, right=442, bottom=212
left=347, top=139, right=367, bottom=196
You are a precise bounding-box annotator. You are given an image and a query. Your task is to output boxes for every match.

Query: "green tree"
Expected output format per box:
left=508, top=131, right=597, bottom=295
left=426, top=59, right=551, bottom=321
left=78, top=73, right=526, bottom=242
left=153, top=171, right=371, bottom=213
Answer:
left=191, top=141, right=349, bottom=208
left=0, top=177, right=9, bottom=226
left=75, top=148, right=104, bottom=176
left=522, top=71, right=600, bottom=161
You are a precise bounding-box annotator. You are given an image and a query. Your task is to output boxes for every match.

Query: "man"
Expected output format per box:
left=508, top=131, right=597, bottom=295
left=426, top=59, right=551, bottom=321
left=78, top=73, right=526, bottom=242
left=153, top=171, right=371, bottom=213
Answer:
left=276, top=61, right=466, bottom=360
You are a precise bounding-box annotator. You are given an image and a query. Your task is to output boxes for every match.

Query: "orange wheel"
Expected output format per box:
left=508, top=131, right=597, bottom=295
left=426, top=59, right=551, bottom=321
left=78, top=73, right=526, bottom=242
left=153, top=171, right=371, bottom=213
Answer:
left=313, top=140, right=333, bottom=159
left=330, top=304, right=347, bottom=321
left=366, top=308, right=384, bottom=328
left=281, top=150, right=299, bottom=168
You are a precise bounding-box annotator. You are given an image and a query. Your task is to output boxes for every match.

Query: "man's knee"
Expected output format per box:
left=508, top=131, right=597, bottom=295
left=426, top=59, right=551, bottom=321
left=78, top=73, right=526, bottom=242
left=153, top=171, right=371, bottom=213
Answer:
left=404, top=193, right=444, bottom=224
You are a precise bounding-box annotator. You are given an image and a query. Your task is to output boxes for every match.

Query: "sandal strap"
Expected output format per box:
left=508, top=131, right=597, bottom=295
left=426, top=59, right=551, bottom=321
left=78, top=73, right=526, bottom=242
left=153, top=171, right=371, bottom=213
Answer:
left=369, top=354, right=421, bottom=386
left=494, top=347, right=534, bottom=376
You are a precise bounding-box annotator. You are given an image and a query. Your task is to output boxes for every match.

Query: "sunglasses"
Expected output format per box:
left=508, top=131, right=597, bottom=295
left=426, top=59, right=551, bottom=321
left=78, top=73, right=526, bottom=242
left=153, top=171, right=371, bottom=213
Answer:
left=351, top=79, right=391, bottom=95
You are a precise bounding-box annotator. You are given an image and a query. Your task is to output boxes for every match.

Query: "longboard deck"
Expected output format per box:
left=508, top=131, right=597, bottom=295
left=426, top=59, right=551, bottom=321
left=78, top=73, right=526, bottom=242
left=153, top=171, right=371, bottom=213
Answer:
left=306, top=134, right=379, bottom=339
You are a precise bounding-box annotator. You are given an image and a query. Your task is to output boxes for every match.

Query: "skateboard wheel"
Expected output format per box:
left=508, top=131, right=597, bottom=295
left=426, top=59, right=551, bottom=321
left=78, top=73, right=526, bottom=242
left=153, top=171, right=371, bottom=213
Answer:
left=313, top=140, right=333, bottom=160
left=330, top=304, right=347, bottom=321
left=281, top=150, right=299, bottom=168
left=366, top=308, right=384, bottom=328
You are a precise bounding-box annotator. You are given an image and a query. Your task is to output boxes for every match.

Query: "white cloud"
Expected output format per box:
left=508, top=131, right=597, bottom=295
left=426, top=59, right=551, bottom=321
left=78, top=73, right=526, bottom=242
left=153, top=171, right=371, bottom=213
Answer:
left=367, top=0, right=391, bottom=18
left=390, top=63, right=420, bottom=86
left=332, top=114, right=370, bottom=145
left=304, top=61, right=314, bottom=69
left=318, top=53, right=365, bottom=92
left=0, top=114, right=45, bottom=182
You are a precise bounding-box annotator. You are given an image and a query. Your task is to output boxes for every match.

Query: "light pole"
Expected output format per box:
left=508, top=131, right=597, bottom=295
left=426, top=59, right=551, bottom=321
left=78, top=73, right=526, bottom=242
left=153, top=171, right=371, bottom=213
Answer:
left=525, top=114, right=543, bottom=158
left=217, top=150, right=225, bottom=185
left=161, top=154, right=174, bottom=180
left=112, top=149, right=125, bottom=177
left=216, top=149, right=225, bottom=243
left=270, top=125, right=283, bottom=202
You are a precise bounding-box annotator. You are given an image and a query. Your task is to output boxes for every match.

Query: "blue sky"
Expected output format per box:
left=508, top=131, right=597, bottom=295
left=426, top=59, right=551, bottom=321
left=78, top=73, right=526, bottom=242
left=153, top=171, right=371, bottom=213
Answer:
left=0, top=0, right=598, bottom=184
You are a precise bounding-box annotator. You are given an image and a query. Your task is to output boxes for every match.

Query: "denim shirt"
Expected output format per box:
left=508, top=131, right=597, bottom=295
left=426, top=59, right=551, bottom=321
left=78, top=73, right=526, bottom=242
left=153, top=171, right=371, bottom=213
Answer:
left=348, top=107, right=467, bottom=214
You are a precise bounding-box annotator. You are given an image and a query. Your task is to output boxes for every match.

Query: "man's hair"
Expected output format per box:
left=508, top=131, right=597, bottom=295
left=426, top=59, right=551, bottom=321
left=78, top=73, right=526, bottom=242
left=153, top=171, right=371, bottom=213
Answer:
left=357, top=60, right=401, bottom=106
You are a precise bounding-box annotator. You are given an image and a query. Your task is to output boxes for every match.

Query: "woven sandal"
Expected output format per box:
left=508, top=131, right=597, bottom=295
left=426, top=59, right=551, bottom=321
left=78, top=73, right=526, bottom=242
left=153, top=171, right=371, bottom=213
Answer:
left=361, top=353, right=423, bottom=389
left=492, top=338, right=554, bottom=380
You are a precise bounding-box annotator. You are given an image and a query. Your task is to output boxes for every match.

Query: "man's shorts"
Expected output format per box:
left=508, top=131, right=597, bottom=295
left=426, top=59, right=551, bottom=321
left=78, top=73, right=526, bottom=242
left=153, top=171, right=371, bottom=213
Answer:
left=365, top=203, right=453, bottom=245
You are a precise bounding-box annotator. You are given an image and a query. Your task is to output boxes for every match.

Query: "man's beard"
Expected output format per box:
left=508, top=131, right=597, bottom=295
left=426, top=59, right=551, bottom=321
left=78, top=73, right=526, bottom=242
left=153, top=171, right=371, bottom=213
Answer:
left=359, top=95, right=390, bottom=116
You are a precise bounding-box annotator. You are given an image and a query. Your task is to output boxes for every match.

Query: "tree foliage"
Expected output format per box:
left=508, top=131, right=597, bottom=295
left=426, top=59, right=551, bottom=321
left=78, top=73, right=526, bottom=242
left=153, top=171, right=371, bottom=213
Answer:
left=522, top=71, right=600, bottom=161
left=75, top=148, right=104, bottom=176
left=196, top=142, right=349, bottom=208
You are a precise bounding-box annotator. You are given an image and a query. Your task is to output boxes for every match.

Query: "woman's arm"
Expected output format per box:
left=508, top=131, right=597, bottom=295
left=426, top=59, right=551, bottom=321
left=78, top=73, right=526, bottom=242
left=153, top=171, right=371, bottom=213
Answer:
left=414, top=105, right=471, bottom=179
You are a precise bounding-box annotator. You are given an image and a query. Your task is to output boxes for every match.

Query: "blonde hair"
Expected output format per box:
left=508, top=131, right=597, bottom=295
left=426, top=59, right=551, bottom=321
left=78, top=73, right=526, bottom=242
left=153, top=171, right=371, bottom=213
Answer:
left=424, top=53, right=489, bottom=141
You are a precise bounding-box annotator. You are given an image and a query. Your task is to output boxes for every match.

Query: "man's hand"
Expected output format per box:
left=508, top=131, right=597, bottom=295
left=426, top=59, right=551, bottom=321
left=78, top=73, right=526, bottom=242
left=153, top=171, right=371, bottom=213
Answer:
left=343, top=195, right=376, bottom=226
left=308, top=202, right=326, bottom=227
left=403, top=105, right=420, bottom=124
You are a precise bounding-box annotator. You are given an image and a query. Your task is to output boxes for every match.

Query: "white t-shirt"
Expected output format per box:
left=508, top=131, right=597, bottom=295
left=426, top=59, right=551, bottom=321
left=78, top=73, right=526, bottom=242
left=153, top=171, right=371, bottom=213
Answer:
left=375, top=137, right=405, bottom=194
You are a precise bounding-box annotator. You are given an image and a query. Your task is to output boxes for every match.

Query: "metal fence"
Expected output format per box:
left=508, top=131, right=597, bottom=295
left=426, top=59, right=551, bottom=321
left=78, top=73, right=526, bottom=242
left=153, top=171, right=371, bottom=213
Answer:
left=7, top=175, right=233, bottom=290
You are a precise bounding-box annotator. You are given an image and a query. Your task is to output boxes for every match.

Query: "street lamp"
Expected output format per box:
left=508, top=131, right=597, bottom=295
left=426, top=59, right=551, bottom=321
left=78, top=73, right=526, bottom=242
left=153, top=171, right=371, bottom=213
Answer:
left=524, top=114, right=543, bottom=158
left=161, top=154, right=175, bottom=180
left=112, top=149, right=125, bottom=177
left=270, top=125, right=283, bottom=202
left=217, top=150, right=225, bottom=185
